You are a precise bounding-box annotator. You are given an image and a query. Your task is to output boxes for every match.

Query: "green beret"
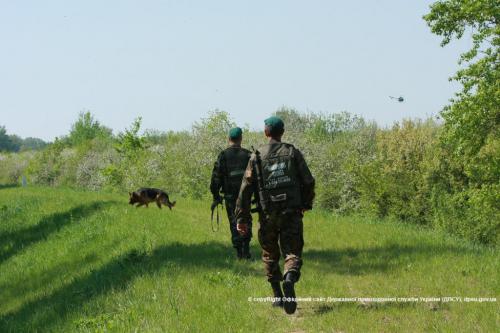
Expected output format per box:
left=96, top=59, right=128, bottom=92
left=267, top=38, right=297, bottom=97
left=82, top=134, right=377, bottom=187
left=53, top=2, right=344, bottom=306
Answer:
left=264, top=116, right=284, bottom=132
left=228, top=127, right=242, bottom=139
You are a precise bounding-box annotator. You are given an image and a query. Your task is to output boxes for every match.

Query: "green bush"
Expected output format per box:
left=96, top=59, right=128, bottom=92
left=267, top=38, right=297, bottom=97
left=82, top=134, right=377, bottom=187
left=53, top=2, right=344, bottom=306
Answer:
left=9, top=109, right=499, bottom=245
left=358, top=119, right=439, bottom=224
left=0, top=152, right=34, bottom=184
left=26, top=139, right=66, bottom=186
left=432, top=185, right=500, bottom=244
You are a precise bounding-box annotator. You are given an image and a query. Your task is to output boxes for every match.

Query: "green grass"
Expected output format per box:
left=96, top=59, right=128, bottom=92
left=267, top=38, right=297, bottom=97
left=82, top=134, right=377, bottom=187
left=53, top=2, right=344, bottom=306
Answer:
left=0, top=186, right=498, bottom=332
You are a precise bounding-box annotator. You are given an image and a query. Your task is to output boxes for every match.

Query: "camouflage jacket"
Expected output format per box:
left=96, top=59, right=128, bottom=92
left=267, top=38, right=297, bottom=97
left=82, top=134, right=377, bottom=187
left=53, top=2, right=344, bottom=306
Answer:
left=210, top=144, right=251, bottom=202
left=235, top=139, right=315, bottom=224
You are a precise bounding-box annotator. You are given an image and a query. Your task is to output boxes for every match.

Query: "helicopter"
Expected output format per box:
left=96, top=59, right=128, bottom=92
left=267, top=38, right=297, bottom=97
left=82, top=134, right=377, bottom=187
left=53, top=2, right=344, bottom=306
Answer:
left=389, top=96, right=405, bottom=102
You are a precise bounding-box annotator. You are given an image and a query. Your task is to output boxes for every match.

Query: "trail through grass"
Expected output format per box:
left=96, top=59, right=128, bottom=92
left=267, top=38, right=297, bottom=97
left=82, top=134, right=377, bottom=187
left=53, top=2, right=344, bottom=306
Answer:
left=0, top=187, right=498, bottom=332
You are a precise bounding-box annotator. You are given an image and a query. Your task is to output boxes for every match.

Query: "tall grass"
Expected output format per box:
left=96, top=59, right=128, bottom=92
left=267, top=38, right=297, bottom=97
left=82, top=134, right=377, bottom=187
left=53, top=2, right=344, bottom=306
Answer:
left=0, top=187, right=498, bottom=332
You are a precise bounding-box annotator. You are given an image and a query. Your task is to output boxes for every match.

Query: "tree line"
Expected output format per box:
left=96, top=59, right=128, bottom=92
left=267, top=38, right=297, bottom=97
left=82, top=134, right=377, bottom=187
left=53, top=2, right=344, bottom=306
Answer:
left=0, top=126, right=47, bottom=152
left=0, top=0, right=497, bottom=244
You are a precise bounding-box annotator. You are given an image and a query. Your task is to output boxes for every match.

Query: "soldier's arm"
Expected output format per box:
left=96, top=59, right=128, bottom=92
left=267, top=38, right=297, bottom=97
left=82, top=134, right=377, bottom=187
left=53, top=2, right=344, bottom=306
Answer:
left=234, top=157, right=255, bottom=225
left=209, top=152, right=224, bottom=201
left=295, top=149, right=316, bottom=209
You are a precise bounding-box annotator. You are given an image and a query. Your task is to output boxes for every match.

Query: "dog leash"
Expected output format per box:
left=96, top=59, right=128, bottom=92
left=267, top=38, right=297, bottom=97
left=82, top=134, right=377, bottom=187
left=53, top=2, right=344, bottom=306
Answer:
left=211, top=202, right=223, bottom=232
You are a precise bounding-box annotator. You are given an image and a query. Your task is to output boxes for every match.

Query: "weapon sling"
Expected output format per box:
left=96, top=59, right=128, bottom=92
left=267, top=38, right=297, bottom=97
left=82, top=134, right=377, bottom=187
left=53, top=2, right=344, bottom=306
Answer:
left=211, top=201, right=223, bottom=232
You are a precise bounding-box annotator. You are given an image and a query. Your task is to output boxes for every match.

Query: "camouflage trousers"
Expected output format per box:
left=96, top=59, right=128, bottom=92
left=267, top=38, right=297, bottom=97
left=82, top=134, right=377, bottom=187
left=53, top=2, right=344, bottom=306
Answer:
left=258, top=211, right=304, bottom=282
left=225, top=200, right=252, bottom=248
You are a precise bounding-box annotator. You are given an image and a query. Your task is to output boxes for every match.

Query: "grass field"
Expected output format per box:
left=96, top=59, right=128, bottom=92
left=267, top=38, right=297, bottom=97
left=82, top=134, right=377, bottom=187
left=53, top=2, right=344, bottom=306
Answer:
left=0, top=186, right=498, bottom=332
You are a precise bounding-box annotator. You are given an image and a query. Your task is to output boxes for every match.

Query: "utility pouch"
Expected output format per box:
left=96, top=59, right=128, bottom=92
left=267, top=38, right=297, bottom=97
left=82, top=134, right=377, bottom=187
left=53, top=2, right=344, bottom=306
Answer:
left=270, top=193, right=287, bottom=202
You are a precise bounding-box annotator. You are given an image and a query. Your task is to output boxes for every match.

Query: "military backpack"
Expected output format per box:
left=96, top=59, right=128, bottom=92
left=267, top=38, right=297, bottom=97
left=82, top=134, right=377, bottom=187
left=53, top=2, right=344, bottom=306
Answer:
left=256, top=143, right=302, bottom=212
left=222, top=147, right=251, bottom=200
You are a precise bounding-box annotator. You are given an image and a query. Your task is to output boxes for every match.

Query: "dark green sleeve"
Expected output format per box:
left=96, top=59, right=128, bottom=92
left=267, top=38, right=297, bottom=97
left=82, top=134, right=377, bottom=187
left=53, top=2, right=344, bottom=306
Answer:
left=235, top=155, right=255, bottom=224
left=295, top=149, right=315, bottom=209
left=210, top=152, right=225, bottom=200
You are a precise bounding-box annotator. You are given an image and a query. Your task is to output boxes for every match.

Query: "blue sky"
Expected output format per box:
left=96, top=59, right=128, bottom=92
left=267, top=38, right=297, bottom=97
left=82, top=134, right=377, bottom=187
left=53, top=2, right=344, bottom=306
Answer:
left=0, top=0, right=471, bottom=141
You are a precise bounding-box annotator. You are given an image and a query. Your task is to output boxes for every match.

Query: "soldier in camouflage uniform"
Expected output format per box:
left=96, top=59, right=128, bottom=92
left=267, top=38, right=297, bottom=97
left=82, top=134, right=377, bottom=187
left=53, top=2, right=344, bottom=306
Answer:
left=235, top=116, right=315, bottom=314
left=210, top=127, right=252, bottom=259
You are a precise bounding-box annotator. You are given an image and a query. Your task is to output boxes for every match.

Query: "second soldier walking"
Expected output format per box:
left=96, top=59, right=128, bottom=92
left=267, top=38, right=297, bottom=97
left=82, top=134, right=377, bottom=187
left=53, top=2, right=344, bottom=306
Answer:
left=210, top=127, right=252, bottom=259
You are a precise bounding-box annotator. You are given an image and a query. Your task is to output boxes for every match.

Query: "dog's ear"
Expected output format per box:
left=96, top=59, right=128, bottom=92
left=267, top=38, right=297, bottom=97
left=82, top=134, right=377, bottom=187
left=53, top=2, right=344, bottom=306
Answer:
left=129, top=192, right=132, bottom=197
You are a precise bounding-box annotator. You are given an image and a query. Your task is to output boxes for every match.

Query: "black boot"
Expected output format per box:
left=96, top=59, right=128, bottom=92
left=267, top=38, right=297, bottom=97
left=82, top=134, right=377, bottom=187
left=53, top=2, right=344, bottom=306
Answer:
left=282, top=271, right=298, bottom=314
left=270, top=282, right=284, bottom=307
left=242, top=241, right=251, bottom=260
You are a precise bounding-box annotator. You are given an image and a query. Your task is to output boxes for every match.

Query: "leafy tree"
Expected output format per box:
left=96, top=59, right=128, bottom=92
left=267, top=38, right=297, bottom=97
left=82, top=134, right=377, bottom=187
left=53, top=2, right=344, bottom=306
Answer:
left=8, top=135, right=23, bottom=152
left=100, top=118, right=146, bottom=190
left=68, top=111, right=112, bottom=146
left=424, top=0, right=499, bottom=159
left=20, top=137, right=47, bottom=151
left=0, top=126, right=47, bottom=152
left=274, top=106, right=310, bottom=135
left=0, top=126, right=12, bottom=151
left=115, top=117, right=146, bottom=155
left=424, top=1, right=500, bottom=244
left=0, top=126, right=19, bottom=152
left=192, top=109, right=235, bottom=141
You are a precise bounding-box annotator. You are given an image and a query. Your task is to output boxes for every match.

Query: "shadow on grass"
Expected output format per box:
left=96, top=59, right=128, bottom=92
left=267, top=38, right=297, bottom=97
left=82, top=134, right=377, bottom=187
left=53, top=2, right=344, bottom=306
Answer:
left=0, top=184, right=18, bottom=190
left=0, top=201, right=115, bottom=264
left=0, top=241, right=243, bottom=332
left=304, top=243, right=473, bottom=275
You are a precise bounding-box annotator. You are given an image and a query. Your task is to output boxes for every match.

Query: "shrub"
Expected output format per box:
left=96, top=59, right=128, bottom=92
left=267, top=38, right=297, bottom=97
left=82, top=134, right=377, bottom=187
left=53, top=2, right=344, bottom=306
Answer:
left=0, top=152, right=34, bottom=184
left=10, top=109, right=498, bottom=245
left=358, top=119, right=439, bottom=224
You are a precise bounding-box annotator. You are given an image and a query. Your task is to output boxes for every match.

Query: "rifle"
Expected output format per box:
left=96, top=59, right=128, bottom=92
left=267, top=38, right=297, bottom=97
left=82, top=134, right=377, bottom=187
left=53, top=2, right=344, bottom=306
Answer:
left=210, top=145, right=225, bottom=232
left=251, top=146, right=270, bottom=214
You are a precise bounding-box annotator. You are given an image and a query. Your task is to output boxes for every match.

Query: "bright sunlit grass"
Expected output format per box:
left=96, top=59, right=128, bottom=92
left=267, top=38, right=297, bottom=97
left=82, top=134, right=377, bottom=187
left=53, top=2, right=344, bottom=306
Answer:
left=0, top=186, right=498, bottom=332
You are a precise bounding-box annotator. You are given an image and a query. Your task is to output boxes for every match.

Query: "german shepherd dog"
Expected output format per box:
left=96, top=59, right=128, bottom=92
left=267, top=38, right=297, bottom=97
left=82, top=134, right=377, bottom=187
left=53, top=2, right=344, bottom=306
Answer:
left=129, top=188, right=176, bottom=210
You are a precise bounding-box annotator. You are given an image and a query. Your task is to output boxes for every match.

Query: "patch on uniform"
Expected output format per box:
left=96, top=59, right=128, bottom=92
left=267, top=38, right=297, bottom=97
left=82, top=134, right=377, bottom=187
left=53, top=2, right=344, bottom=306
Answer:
left=229, top=169, right=245, bottom=177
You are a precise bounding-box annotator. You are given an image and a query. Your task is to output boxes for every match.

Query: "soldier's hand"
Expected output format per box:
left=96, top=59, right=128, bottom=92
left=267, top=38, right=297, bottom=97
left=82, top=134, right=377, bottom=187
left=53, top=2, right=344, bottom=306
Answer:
left=301, top=204, right=312, bottom=216
left=300, top=206, right=311, bottom=217
left=237, top=223, right=248, bottom=236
